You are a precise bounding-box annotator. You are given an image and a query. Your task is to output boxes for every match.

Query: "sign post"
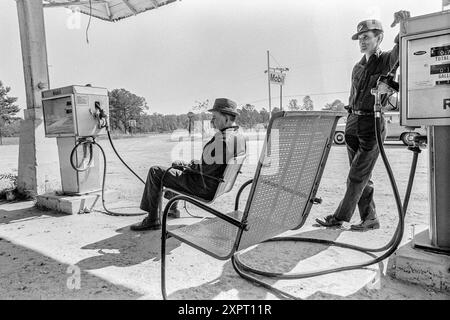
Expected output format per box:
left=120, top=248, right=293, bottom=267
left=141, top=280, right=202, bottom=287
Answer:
left=268, top=67, right=289, bottom=111
left=267, top=51, right=272, bottom=113
left=265, top=53, right=288, bottom=113
left=128, top=119, right=137, bottom=136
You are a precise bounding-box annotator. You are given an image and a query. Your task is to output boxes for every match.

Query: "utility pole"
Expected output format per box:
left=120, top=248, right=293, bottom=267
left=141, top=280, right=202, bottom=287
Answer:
left=16, top=0, right=60, bottom=196
left=267, top=51, right=272, bottom=114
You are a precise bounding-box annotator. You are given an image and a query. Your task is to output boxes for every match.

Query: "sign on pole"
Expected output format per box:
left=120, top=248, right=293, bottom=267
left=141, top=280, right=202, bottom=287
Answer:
left=269, top=70, right=286, bottom=86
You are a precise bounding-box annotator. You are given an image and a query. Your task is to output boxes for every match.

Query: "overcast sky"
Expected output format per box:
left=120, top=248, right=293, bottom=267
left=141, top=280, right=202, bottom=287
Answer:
left=0, top=0, right=443, bottom=116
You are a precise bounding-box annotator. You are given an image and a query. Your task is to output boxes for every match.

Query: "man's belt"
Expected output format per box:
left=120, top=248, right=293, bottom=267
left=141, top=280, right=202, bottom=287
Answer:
left=349, top=109, right=375, bottom=116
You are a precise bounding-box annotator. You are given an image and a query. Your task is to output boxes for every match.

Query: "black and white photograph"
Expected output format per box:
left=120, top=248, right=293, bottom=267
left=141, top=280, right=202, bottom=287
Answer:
left=0, top=0, right=449, bottom=307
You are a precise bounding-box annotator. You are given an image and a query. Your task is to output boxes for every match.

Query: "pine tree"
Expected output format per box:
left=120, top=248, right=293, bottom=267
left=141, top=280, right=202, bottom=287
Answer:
left=0, top=81, right=20, bottom=145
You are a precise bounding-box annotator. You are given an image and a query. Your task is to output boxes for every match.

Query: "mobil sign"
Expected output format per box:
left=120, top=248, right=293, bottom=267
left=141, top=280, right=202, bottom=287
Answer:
left=269, top=71, right=286, bottom=85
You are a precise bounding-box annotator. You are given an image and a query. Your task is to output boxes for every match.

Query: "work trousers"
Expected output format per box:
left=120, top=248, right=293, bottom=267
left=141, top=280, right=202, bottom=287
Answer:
left=140, top=164, right=216, bottom=222
left=333, top=114, right=386, bottom=222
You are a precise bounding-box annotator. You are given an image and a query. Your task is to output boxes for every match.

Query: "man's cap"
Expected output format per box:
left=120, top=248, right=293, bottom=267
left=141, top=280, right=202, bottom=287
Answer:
left=208, top=98, right=239, bottom=116
left=352, top=19, right=384, bottom=40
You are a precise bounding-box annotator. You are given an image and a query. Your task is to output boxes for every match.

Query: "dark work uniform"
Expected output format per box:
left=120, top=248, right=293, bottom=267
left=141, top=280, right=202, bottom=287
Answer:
left=140, top=126, right=246, bottom=222
left=333, top=36, right=399, bottom=223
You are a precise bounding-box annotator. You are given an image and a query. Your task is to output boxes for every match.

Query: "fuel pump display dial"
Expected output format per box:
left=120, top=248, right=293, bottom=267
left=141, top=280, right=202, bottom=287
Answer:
left=431, top=45, right=450, bottom=58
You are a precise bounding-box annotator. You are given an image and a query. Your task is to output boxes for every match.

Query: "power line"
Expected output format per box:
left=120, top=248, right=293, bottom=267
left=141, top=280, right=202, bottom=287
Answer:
left=245, top=90, right=349, bottom=105
left=269, top=52, right=283, bottom=67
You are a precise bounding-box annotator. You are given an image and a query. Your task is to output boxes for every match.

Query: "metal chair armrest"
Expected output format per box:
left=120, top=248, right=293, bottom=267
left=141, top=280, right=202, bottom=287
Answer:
left=183, top=167, right=225, bottom=183
left=163, top=195, right=246, bottom=230
left=234, top=179, right=254, bottom=211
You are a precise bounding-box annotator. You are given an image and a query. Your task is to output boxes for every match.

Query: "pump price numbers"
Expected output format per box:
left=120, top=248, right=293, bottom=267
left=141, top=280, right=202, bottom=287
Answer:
left=431, top=45, right=450, bottom=57
left=430, top=63, right=450, bottom=75
left=431, top=45, right=450, bottom=62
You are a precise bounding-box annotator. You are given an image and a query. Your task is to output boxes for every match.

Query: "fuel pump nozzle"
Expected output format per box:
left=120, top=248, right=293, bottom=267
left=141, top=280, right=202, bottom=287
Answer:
left=371, top=61, right=400, bottom=116
left=370, top=82, right=395, bottom=117
left=91, top=101, right=109, bottom=129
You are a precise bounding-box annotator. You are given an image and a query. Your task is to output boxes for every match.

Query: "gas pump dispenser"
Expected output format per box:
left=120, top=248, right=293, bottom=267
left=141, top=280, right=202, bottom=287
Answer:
left=41, top=85, right=109, bottom=195
left=400, top=11, right=450, bottom=254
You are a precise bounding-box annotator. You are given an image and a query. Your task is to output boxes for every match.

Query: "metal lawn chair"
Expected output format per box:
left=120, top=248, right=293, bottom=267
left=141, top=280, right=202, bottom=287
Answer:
left=160, top=111, right=346, bottom=299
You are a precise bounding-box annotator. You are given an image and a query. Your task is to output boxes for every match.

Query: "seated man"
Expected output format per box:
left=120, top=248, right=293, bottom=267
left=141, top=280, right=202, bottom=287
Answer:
left=131, top=98, right=247, bottom=231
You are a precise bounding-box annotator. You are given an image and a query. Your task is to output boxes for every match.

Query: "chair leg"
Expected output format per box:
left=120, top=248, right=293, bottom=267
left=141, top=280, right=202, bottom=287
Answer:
left=161, top=203, right=169, bottom=300
left=158, top=189, right=164, bottom=218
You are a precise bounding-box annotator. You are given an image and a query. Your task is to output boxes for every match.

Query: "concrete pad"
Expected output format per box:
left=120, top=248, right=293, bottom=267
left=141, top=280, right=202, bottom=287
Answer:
left=35, top=190, right=119, bottom=215
left=387, top=229, right=450, bottom=292
left=0, top=201, right=449, bottom=300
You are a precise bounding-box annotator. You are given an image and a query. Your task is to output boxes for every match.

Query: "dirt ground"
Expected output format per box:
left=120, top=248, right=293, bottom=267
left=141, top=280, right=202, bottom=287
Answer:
left=0, top=134, right=449, bottom=300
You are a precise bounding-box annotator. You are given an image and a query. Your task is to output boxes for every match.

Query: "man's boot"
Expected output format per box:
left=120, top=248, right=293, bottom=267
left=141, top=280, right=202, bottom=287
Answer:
left=130, top=216, right=161, bottom=231
left=315, top=215, right=344, bottom=227
left=350, top=218, right=380, bottom=231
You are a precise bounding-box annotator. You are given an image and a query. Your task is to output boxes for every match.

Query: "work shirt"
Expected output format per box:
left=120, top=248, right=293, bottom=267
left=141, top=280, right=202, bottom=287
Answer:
left=187, top=126, right=247, bottom=190
left=348, top=35, right=400, bottom=112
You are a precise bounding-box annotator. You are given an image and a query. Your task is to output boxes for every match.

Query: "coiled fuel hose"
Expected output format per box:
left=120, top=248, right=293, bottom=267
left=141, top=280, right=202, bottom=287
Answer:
left=231, top=103, right=420, bottom=300
left=70, top=134, right=147, bottom=216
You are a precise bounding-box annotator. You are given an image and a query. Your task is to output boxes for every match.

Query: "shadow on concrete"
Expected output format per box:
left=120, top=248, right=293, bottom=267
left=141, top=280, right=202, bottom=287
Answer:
left=76, top=224, right=186, bottom=270
left=166, top=228, right=381, bottom=300
left=0, top=236, right=140, bottom=299
left=0, top=201, right=67, bottom=225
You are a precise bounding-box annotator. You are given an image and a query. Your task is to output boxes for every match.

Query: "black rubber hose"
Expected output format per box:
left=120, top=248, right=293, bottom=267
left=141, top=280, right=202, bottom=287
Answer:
left=107, top=130, right=145, bottom=184
left=70, top=139, right=94, bottom=172
left=403, top=151, right=419, bottom=214
left=231, top=115, right=409, bottom=299
left=92, top=140, right=147, bottom=216
left=69, top=137, right=147, bottom=217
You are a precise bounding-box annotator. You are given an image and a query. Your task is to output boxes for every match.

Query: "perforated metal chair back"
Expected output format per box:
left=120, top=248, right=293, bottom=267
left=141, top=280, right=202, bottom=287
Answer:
left=166, top=112, right=345, bottom=259
left=238, top=112, right=342, bottom=250
left=161, top=111, right=347, bottom=299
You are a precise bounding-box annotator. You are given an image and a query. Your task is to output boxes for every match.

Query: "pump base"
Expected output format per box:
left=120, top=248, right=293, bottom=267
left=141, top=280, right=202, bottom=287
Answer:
left=388, top=228, right=450, bottom=292
left=36, top=190, right=119, bottom=215
left=413, top=229, right=450, bottom=255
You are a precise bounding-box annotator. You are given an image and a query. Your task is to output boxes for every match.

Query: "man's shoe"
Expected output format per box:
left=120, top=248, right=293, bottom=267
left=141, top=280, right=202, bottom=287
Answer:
left=315, top=215, right=344, bottom=227
left=130, top=217, right=161, bottom=231
left=350, top=218, right=380, bottom=231
left=168, top=208, right=181, bottom=218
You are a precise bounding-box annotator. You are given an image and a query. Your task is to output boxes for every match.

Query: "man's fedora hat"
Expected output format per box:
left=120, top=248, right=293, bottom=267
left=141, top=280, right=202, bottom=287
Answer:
left=352, top=19, right=384, bottom=40
left=208, top=98, right=239, bottom=116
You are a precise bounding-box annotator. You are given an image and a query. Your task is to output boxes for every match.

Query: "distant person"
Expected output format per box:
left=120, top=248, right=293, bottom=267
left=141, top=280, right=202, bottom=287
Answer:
left=131, top=98, right=247, bottom=231
left=316, top=11, right=410, bottom=231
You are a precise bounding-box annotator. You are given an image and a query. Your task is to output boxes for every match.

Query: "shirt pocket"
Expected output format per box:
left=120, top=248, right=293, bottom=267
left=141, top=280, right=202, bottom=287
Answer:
left=368, top=73, right=381, bottom=91
left=352, top=67, right=364, bottom=87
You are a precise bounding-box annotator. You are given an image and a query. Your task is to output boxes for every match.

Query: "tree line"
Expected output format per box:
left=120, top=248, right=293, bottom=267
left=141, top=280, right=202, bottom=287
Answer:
left=0, top=82, right=350, bottom=143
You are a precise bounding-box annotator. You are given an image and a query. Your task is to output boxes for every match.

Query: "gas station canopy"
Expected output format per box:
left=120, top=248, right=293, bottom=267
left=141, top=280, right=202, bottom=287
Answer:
left=43, top=0, right=178, bottom=21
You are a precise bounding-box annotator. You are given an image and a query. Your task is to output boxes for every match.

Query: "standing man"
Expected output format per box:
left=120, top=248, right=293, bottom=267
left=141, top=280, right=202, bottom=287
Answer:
left=316, top=11, right=410, bottom=231
left=131, top=98, right=246, bottom=231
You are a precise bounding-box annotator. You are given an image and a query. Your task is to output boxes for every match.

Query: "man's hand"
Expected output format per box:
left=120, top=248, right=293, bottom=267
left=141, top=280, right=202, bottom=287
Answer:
left=172, top=160, right=189, bottom=170
left=391, top=10, right=411, bottom=27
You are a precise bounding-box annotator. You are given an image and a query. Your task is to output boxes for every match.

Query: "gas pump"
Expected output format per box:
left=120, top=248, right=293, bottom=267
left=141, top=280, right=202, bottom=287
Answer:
left=41, top=85, right=109, bottom=195
left=41, top=84, right=147, bottom=216
left=400, top=11, right=450, bottom=254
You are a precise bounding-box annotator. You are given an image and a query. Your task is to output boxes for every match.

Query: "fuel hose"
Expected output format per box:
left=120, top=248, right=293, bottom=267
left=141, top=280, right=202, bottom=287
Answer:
left=69, top=135, right=147, bottom=216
